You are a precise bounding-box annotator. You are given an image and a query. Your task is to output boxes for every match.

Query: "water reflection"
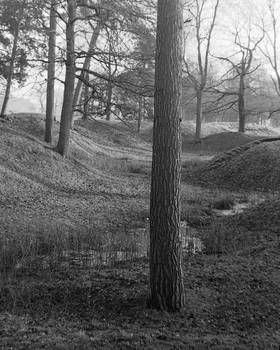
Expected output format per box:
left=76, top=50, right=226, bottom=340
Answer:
left=180, top=221, right=204, bottom=254
left=213, top=202, right=250, bottom=217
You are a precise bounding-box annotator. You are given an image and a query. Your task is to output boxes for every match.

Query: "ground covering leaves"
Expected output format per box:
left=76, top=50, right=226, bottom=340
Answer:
left=0, top=115, right=280, bottom=349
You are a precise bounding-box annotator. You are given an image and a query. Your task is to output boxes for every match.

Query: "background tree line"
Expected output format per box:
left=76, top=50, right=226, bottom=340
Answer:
left=1, top=0, right=280, bottom=155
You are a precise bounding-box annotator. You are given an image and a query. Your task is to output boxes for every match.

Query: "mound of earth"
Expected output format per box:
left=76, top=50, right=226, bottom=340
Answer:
left=236, top=198, right=280, bottom=232
left=183, top=132, right=259, bottom=153
left=194, top=139, right=280, bottom=191
left=0, top=115, right=150, bottom=248
left=140, top=121, right=279, bottom=145
left=75, top=118, right=146, bottom=148
left=219, top=197, right=280, bottom=233
left=201, top=197, right=280, bottom=255
left=1, top=113, right=48, bottom=139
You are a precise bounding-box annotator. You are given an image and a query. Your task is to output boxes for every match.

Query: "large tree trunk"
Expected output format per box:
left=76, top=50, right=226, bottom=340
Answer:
left=56, top=0, right=76, bottom=157
left=45, top=0, right=57, bottom=143
left=195, top=90, right=202, bottom=141
left=72, top=23, right=101, bottom=111
left=0, top=2, right=25, bottom=117
left=149, top=0, right=185, bottom=312
left=238, top=75, right=246, bottom=133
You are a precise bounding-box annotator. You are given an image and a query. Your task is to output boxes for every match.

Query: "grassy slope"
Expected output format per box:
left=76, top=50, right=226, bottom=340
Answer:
left=186, top=139, right=280, bottom=192
left=0, top=117, right=150, bottom=247
left=0, top=116, right=279, bottom=349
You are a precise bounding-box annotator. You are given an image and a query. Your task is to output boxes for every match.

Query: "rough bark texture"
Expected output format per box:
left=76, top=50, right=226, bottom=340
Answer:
left=149, top=0, right=185, bottom=312
left=56, top=0, right=76, bottom=157
left=72, top=23, right=101, bottom=111
left=0, top=2, right=25, bottom=117
left=45, top=0, right=57, bottom=143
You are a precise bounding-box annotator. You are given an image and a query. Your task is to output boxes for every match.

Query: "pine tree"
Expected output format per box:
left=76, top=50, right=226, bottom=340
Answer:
left=149, top=0, right=185, bottom=312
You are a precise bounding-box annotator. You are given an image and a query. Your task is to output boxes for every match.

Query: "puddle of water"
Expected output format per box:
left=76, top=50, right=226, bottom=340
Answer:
left=213, top=202, right=250, bottom=217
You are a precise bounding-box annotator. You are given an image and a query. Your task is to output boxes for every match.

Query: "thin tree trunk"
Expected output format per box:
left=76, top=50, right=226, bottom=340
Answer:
left=149, top=0, right=185, bottom=312
left=105, top=82, right=112, bottom=121
left=195, top=90, right=202, bottom=141
left=56, top=0, right=76, bottom=157
left=83, top=72, right=90, bottom=119
left=72, top=23, right=101, bottom=111
left=238, top=75, right=246, bottom=133
left=0, top=2, right=25, bottom=117
left=105, top=40, right=113, bottom=121
left=45, top=0, right=57, bottom=143
left=137, top=95, right=143, bottom=133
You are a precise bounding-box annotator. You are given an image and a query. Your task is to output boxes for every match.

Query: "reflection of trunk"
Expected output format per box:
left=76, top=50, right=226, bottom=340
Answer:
left=137, top=95, right=143, bottom=133
left=238, top=75, right=245, bottom=133
left=45, top=0, right=57, bottom=143
left=195, top=90, right=202, bottom=141
left=56, top=0, right=76, bottom=157
left=149, top=0, right=185, bottom=312
left=0, top=3, right=25, bottom=117
left=83, top=72, right=90, bottom=120
left=73, top=23, right=101, bottom=110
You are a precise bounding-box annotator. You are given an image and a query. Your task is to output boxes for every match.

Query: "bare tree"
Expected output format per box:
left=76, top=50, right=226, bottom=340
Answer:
left=45, top=0, right=57, bottom=143
left=211, top=29, right=264, bottom=132
left=184, top=0, right=220, bottom=141
left=149, top=0, right=185, bottom=312
left=260, top=1, right=280, bottom=99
